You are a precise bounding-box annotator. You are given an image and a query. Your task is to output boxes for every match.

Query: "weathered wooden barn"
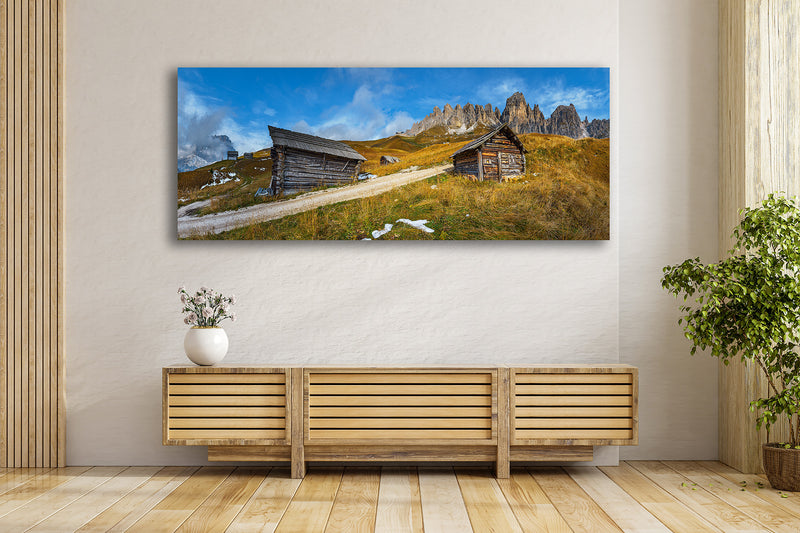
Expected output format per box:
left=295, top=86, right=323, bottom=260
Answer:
left=269, top=126, right=366, bottom=194
left=451, top=123, right=527, bottom=181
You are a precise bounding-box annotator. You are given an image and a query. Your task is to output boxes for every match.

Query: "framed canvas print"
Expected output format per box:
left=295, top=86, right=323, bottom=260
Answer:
left=177, top=67, right=610, bottom=240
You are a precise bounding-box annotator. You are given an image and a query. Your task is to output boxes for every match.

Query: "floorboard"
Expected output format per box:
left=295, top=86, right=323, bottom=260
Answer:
left=176, top=467, right=264, bottom=533
left=273, top=467, right=343, bottom=533
left=0, top=466, right=88, bottom=517
left=665, top=461, right=800, bottom=533
left=565, top=466, right=671, bottom=532
left=529, top=467, right=623, bottom=533
left=0, top=466, right=125, bottom=531
left=456, top=467, right=523, bottom=533
left=27, top=466, right=161, bottom=533
left=600, top=462, right=721, bottom=533
left=76, top=466, right=198, bottom=533
left=699, top=460, right=800, bottom=519
left=373, top=467, right=423, bottom=533
left=496, top=467, right=572, bottom=533
left=629, top=461, right=770, bottom=532
left=324, top=466, right=380, bottom=533
left=125, top=466, right=233, bottom=533
left=0, top=461, right=794, bottom=532
left=417, top=467, right=473, bottom=533
left=225, top=467, right=300, bottom=533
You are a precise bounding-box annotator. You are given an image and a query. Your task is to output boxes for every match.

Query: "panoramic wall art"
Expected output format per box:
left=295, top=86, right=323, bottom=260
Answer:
left=177, top=67, right=610, bottom=240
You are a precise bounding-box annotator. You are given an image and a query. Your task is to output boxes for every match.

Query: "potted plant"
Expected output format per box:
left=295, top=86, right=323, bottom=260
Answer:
left=179, top=286, right=237, bottom=366
left=661, top=194, right=800, bottom=491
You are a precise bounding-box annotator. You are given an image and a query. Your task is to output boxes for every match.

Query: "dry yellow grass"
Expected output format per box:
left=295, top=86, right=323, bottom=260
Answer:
left=181, top=129, right=609, bottom=240
left=194, top=133, right=609, bottom=240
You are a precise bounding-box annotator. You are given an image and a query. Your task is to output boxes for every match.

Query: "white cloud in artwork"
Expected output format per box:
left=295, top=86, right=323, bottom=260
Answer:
left=292, top=84, right=414, bottom=141
left=178, top=80, right=272, bottom=167
left=532, top=81, right=608, bottom=117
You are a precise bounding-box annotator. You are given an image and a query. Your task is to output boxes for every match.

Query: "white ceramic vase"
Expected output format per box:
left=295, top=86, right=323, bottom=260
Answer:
left=184, top=327, right=229, bottom=366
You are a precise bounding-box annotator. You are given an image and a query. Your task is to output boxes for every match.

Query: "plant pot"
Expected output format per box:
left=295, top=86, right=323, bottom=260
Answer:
left=184, top=327, right=229, bottom=366
left=763, top=443, right=800, bottom=491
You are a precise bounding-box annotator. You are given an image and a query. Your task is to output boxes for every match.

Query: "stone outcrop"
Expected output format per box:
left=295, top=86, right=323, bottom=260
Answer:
left=500, top=92, right=547, bottom=134
left=404, top=101, right=501, bottom=136
left=380, top=155, right=400, bottom=165
left=585, top=118, right=610, bottom=139
left=405, top=91, right=608, bottom=140
left=548, top=104, right=587, bottom=138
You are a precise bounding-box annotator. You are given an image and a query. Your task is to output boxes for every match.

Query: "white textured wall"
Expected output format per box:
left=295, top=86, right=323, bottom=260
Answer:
left=64, top=0, right=717, bottom=465
left=618, top=0, right=719, bottom=460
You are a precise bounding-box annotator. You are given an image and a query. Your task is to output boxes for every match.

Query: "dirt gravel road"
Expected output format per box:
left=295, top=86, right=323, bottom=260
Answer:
left=178, top=164, right=452, bottom=238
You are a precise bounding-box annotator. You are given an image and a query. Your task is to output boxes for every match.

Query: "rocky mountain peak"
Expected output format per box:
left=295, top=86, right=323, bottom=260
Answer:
left=505, top=91, right=528, bottom=107
left=403, top=92, right=609, bottom=140
left=548, top=104, right=587, bottom=138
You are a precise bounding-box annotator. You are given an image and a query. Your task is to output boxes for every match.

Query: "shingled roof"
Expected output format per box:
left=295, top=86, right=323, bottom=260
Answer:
left=268, top=126, right=366, bottom=161
left=451, top=123, right=527, bottom=158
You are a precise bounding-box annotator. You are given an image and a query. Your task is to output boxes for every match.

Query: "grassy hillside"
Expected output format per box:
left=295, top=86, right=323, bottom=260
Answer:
left=177, top=156, right=274, bottom=214
left=189, top=133, right=610, bottom=240
left=177, top=128, right=485, bottom=215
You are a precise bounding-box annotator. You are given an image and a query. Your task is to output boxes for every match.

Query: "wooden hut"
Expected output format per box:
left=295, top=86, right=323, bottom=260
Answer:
left=451, top=123, right=527, bottom=181
left=227, top=151, right=239, bottom=160
left=269, top=126, right=366, bottom=194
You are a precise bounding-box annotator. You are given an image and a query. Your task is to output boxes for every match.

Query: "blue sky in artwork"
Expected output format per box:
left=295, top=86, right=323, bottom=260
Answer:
left=178, top=67, right=610, bottom=155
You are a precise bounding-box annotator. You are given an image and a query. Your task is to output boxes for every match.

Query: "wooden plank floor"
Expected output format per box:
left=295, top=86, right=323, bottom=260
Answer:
left=0, top=462, right=797, bottom=532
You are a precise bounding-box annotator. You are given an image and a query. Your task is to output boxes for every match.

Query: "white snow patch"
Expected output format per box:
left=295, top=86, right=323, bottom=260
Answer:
left=371, top=223, right=393, bottom=239
left=201, top=177, right=239, bottom=189
left=430, top=185, right=438, bottom=189
left=396, top=219, right=434, bottom=233
left=201, top=169, right=240, bottom=189
left=367, top=218, right=434, bottom=239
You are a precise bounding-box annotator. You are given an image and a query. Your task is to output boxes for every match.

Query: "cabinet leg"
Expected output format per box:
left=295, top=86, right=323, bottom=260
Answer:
left=496, top=458, right=510, bottom=479
left=291, top=453, right=305, bottom=479
left=496, top=368, right=510, bottom=479
left=290, top=368, right=305, bottom=479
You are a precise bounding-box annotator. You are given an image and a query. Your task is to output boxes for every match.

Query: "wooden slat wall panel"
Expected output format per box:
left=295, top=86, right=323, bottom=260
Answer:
left=719, top=0, right=800, bottom=474
left=0, top=0, right=64, bottom=468
left=307, top=371, right=495, bottom=442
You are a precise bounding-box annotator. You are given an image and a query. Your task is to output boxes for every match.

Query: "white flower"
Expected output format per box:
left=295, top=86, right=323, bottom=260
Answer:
left=230, top=313, right=237, bottom=322
left=183, top=317, right=190, bottom=325
left=186, top=312, right=198, bottom=323
left=178, top=285, right=186, bottom=293
left=229, top=294, right=237, bottom=304
left=202, top=307, right=213, bottom=318
left=180, top=294, right=187, bottom=304
left=200, top=286, right=209, bottom=293
left=196, top=295, right=206, bottom=305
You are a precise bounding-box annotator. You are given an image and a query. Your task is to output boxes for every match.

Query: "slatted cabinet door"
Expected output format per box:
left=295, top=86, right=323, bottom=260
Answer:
left=164, top=369, right=289, bottom=445
left=512, top=368, right=638, bottom=445
left=306, top=370, right=497, bottom=444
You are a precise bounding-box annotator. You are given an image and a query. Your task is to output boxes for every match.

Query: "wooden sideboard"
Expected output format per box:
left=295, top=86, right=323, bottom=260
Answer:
left=162, top=365, right=638, bottom=478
